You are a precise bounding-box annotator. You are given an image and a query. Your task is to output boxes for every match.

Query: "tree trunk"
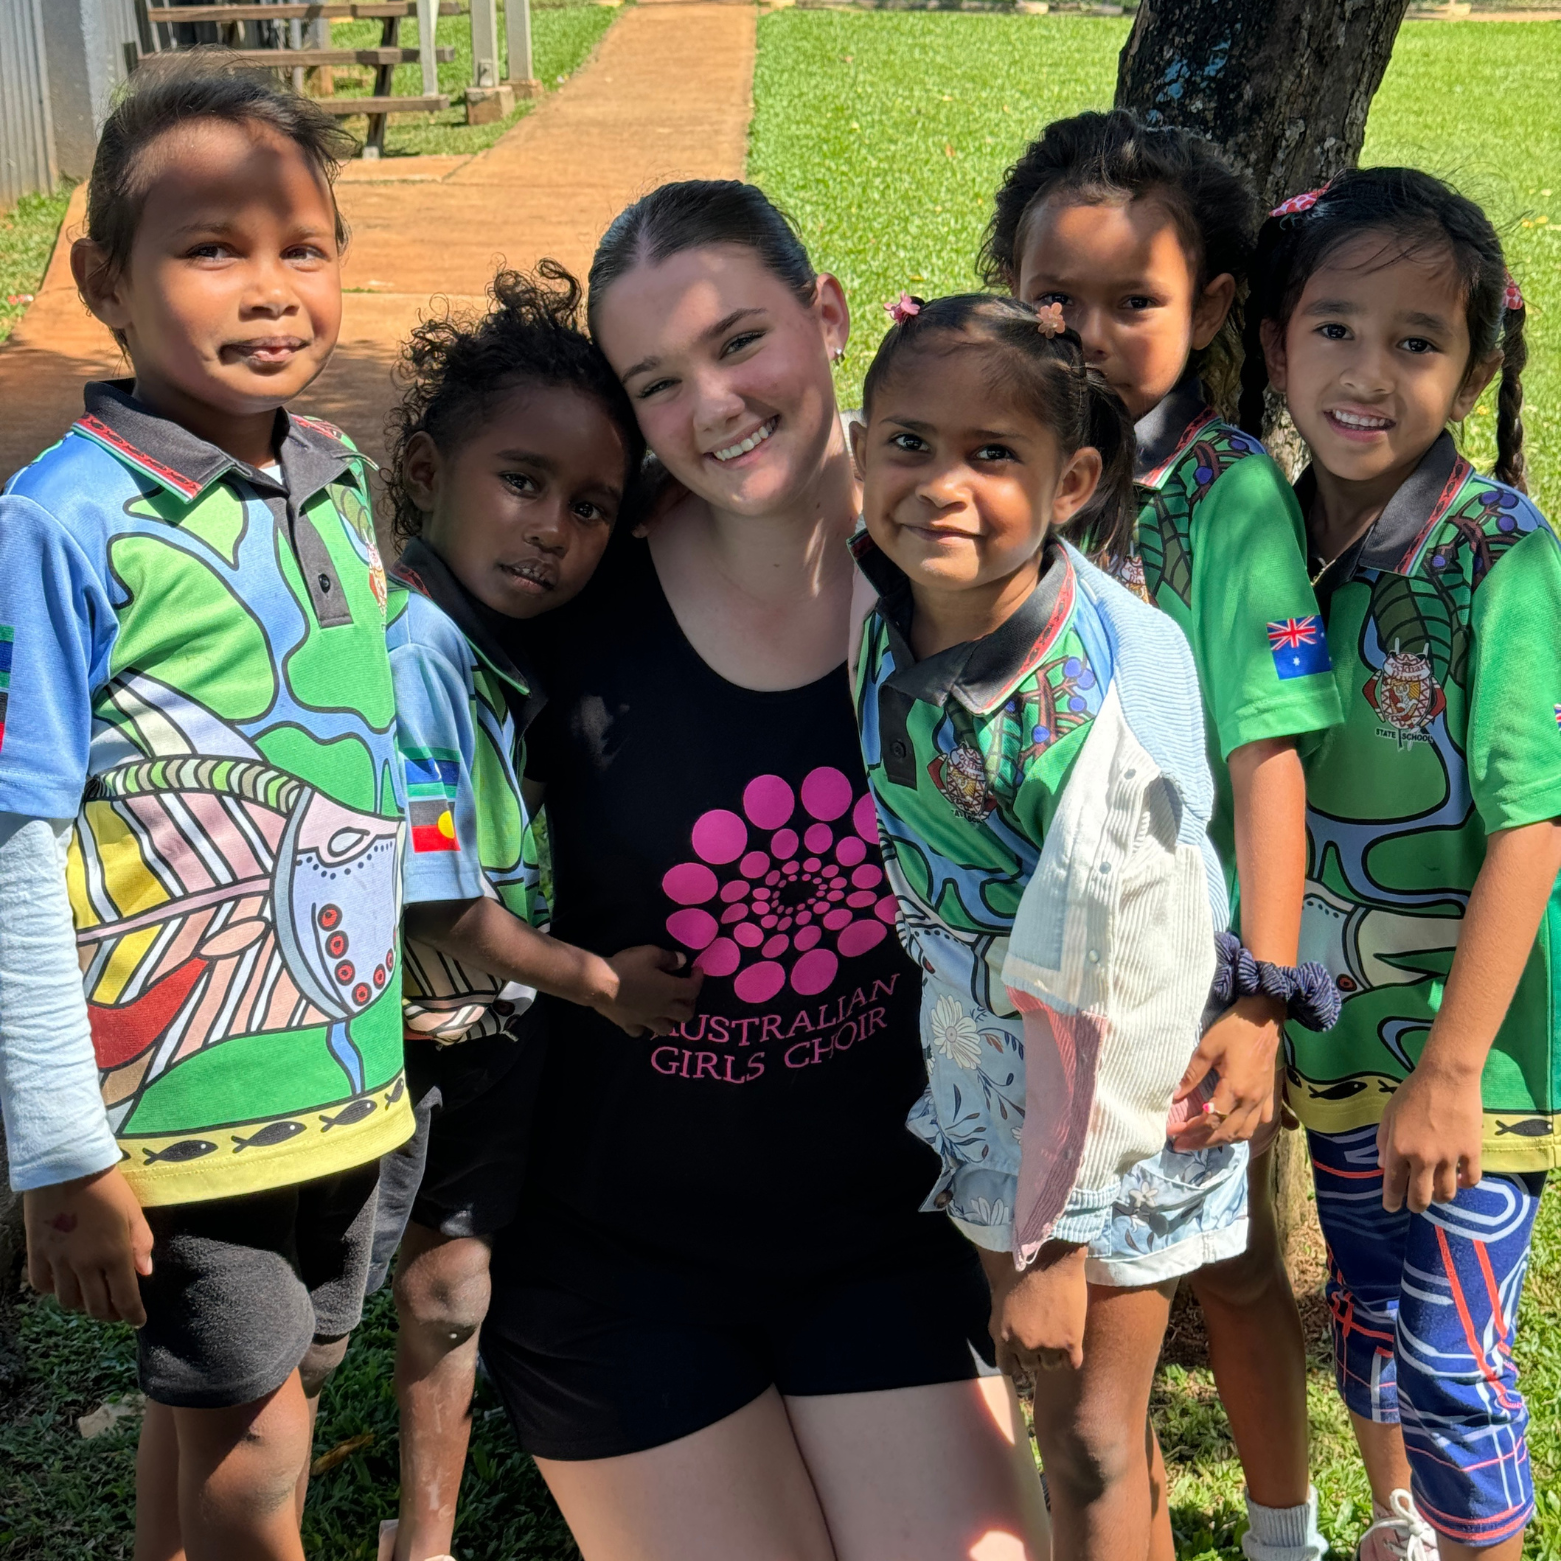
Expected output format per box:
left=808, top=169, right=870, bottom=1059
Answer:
left=1118, top=0, right=1412, bottom=1272
left=1116, top=0, right=1412, bottom=211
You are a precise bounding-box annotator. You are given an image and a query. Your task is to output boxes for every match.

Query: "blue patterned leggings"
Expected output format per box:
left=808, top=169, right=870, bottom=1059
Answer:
left=1309, top=1125, right=1545, bottom=1549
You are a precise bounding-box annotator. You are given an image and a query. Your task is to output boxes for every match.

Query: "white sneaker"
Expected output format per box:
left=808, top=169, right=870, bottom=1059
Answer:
left=1356, top=1490, right=1441, bottom=1561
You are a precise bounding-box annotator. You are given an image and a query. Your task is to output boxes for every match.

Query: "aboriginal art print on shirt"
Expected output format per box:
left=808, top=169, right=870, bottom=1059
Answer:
left=1293, top=438, right=1561, bottom=1165
left=2, top=386, right=410, bottom=1202
left=852, top=542, right=1107, bottom=1228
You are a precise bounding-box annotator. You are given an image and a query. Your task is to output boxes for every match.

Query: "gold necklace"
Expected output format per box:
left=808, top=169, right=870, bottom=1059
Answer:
left=1309, top=553, right=1341, bottom=588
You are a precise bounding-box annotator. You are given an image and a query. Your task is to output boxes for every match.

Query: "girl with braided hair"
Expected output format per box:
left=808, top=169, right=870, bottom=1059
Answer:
left=1242, top=166, right=1560, bottom=1561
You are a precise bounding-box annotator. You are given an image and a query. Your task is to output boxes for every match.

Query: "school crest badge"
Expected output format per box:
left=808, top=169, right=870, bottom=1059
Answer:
left=1365, top=648, right=1446, bottom=738
left=928, top=744, right=995, bottom=824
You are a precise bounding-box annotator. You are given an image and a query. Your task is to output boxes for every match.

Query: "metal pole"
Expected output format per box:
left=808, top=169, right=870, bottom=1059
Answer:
left=504, top=0, right=540, bottom=93
left=470, top=0, right=499, bottom=89
left=416, top=0, right=438, bottom=97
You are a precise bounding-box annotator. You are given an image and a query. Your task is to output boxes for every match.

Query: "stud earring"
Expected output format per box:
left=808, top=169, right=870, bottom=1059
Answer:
left=830, top=346, right=846, bottom=366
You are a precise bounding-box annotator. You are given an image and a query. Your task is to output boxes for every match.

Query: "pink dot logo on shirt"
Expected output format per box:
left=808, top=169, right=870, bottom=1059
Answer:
left=661, top=768, right=900, bottom=1005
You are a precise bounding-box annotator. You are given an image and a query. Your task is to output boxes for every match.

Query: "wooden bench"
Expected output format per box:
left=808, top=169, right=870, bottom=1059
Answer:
left=135, top=0, right=462, bottom=155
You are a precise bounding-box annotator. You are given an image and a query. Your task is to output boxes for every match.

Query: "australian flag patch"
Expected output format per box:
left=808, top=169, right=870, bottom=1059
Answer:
left=1267, top=616, right=1331, bottom=680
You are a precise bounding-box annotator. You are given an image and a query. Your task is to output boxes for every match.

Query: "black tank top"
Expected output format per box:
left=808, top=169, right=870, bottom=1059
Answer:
left=521, top=534, right=940, bottom=1274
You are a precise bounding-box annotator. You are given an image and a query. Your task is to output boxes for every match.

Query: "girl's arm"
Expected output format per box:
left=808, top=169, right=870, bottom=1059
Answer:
left=407, top=898, right=701, bottom=1038
left=1172, top=736, right=1307, bottom=1148
left=0, top=815, right=152, bottom=1326
left=1377, top=817, right=1561, bottom=1212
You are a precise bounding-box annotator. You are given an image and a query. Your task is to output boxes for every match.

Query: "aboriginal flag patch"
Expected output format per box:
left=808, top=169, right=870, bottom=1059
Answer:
left=1267, top=616, right=1331, bottom=680
left=0, top=626, right=12, bottom=753
left=404, top=746, right=459, bottom=853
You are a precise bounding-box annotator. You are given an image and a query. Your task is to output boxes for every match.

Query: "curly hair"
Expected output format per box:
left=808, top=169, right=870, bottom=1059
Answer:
left=979, top=109, right=1258, bottom=421
left=385, top=260, right=645, bottom=544
left=1239, top=166, right=1528, bottom=491
left=863, top=293, right=1139, bottom=569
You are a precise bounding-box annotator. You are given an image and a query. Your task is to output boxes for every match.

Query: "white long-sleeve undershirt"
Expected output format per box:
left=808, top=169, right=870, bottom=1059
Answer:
left=0, top=813, right=118, bottom=1189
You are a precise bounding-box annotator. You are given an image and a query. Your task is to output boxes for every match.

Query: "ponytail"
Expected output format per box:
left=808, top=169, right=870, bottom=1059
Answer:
left=1495, top=300, right=1527, bottom=492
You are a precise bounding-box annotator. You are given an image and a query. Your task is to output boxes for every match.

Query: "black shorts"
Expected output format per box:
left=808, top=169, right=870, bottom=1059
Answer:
left=481, top=1203, right=997, bottom=1461
left=137, top=1162, right=379, bottom=1409
left=367, top=1019, right=545, bottom=1292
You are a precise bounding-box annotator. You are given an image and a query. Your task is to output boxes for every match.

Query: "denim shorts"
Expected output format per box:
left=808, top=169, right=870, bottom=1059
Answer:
left=1083, top=1138, right=1250, bottom=1288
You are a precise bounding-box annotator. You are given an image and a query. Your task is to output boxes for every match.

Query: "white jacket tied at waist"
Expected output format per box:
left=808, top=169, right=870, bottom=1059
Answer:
left=1003, top=545, right=1227, bottom=1267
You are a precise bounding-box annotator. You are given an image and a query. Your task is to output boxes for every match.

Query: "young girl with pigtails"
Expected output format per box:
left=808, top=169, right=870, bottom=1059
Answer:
left=980, top=110, right=1345, bottom=1561
left=1242, top=166, right=1561, bottom=1561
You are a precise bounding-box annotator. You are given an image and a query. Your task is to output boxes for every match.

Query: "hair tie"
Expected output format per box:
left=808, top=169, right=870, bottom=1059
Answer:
left=1269, top=183, right=1330, bottom=219
left=884, top=292, right=922, bottom=325
left=1210, top=931, right=1342, bottom=1032
left=1035, top=302, right=1066, bottom=338
left=1503, top=271, right=1524, bottom=314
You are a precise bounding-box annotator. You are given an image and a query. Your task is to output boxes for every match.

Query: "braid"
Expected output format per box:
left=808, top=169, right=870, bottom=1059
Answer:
left=1495, top=301, right=1527, bottom=492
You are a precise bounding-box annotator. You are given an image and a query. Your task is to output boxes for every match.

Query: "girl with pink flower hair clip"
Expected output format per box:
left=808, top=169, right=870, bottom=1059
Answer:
left=981, top=107, right=1346, bottom=1561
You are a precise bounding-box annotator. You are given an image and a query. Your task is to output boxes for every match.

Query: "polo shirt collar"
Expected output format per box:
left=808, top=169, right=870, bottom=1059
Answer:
left=852, top=530, right=1074, bottom=717
left=390, top=537, right=543, bottom=715
left=1295, top=431, right=1471, bottom=582
left=75, top=379, right=363, bottom=508
left=1134, top=371, right=1216, bottom=485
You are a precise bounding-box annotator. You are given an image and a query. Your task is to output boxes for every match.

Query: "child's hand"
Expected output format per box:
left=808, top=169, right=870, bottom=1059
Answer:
left=594, top=945, right=703, bottom=1037
left=23, top=1166, right=153, bottom=1327
left=1377, top=1059, right=1484, bottom=1213
left=1169, top=995, right=1284, bottom=1150
left=978, top=1241, right=1088, bottom=1375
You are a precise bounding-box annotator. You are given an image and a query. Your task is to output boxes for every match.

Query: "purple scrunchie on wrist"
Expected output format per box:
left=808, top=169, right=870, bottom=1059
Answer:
left=1210, top=930, right=1342, bottom=1033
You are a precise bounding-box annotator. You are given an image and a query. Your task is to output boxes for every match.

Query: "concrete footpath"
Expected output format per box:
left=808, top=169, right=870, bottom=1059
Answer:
left=0, top=0, right=756, bottom=486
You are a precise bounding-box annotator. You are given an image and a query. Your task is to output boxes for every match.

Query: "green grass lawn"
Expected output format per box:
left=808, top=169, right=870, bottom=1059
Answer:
left=750, top=13, right=1561, bottom=519
left=0, top=185, right=75, bottom=346
left=328, top=0, right=619, bottom=157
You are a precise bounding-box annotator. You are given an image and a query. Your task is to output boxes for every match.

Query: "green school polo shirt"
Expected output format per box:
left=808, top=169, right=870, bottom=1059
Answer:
left=851, top=536, right=1105, bottom=1222
left=1127, top=377, right=1344, bottom=903
left=0, top=381, right=410, bottom=1206
left=1290, top=434, right=1561, bottom=1168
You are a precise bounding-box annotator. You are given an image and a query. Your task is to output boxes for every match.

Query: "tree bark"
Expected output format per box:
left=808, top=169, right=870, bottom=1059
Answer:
left=1116, top=0, right=1413, bottom=211
left=1118, top=0, right=1413, bottom=1275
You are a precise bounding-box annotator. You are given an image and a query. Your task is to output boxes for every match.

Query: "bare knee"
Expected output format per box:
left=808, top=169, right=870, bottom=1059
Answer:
left=298, top=1332, right=350, bottom=1399
left=1192, top=1240, right=1287, bottom=1312
left=393, top=1233, right=492, bottom=1350
left=173, top=1386, right=312, bottom=1521
left=1038, top=1410, right=1144, bottom=1508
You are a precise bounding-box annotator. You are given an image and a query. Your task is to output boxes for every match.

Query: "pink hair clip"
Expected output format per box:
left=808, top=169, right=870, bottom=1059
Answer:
left=1270, top=183, right=1331, bottom=218
left=1035, top=302, right=1066, bottom=338
left=1503, top=271, right=1524, bottom=313
left=884, top=292, right=922, bottom=325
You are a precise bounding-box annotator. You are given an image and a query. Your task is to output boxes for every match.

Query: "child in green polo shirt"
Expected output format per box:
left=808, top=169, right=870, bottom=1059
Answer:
left=0, top=58, right=409, bottom=1561
left=1241, top=167, right=1561, bottom=1561
left=370, top=264, right=702, bottom=1561
left=983, top=110, right=1344, bottom=1561
left=851, top=291, right=1236, bottom=1561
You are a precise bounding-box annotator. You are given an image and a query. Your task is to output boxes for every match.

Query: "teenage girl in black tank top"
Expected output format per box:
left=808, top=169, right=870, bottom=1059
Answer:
left=517, top=530, right=943, bottom=1270
left=483, top=183, right=1050, bottom=1561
